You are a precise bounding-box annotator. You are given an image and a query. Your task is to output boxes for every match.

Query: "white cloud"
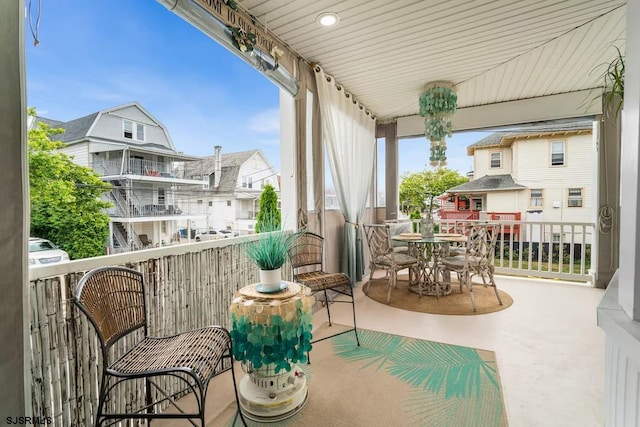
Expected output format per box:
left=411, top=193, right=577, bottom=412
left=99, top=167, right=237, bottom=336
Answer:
left=247, top=109, right=280, bottom=134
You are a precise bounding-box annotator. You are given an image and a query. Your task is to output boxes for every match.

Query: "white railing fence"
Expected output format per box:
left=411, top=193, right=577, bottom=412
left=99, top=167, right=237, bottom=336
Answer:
left=28, top=236, right=290, bottom=426
left=435, top=219, right=595, bottom=282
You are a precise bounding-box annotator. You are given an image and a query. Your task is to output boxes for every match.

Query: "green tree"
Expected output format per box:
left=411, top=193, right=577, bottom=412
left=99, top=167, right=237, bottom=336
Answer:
left=399, top=168, right=468, bottom=215
left=29, top=108, right=112, bottom=259
left=255, top=184, right=280, bottom=233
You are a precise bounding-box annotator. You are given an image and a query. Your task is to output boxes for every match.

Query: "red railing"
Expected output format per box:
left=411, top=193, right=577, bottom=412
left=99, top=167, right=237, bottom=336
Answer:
left=438, top=211, right=522, bottom=239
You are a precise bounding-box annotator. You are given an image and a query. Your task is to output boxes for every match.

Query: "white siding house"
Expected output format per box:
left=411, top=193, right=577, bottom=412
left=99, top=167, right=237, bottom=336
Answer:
left=33, top=102, right=209, bottom=252
left=448, top=121, right=595, bottom=224
left=179, top=146, right=280, bottom=235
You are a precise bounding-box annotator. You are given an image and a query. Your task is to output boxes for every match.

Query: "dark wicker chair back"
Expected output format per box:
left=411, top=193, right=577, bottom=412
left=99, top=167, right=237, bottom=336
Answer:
left=75, top=266, right=146, bottom=350
left=288, top=232, right=324, bottom=270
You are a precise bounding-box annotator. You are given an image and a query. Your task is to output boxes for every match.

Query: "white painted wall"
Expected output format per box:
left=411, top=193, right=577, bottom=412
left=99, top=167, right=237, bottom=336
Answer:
left=91, top=106, right=171, bottom=150
left=59, top=141, right=90, bottom=167
left=474, top=147, right=513, bottom=177
left=486, top=191, right=519, bottom=212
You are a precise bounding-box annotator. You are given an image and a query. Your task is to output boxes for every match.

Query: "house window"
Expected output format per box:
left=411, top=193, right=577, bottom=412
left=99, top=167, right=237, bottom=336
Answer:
left=530, top=189, right=543, bottom=207
left=227, top=200, right=232, bottom=207
left=472, top=198, right=482, bottom=210
left=551, top=141, right=565, bottom=166
left=490, top=152, right=501, bottom=168
left=568, top=188, right=583, bottom=207
left=123, top=120, right=145, bottom=141
left=552, top=233, right=561, bottom=243
left=208, top=201, right=212, bottom=207
left=197, top=200, right=203, bottom=205
left=248, top=177, right=253, bottom=189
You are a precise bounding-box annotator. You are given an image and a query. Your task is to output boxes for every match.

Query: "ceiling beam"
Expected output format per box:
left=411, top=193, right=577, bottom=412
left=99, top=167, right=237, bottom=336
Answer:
left=397, top=89, right=602, bottom=137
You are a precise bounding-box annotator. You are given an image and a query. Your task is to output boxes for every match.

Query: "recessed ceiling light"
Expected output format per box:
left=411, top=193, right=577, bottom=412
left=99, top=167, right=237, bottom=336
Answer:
left=316, top=12, right=340, bottom=27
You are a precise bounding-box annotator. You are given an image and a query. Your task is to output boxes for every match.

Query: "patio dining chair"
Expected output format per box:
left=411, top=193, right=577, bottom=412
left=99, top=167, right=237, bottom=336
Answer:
left=73, top=266, right=246, bottom=427
left=436, top=223, right=503, bottom=312
left=288, top=232, right=360, bottom=346
left=363, top=223, right=419, bottom=304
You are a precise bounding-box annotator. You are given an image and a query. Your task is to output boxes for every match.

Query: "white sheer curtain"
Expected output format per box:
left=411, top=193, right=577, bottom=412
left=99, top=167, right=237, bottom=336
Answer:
left=314, top=66, right=376, bottom=282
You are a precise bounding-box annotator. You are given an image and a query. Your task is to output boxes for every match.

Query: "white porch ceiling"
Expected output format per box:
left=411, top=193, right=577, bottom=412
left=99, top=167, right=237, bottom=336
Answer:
left=239, top=0, right=626, bottom=121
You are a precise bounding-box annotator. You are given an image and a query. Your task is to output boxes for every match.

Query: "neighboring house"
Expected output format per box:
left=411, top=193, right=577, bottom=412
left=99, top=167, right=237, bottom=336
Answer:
left=179, top=146, right=280, bottom=234
left=32, top=102, right=209, bottom=252
left=443, top=121, right=594, bottom=240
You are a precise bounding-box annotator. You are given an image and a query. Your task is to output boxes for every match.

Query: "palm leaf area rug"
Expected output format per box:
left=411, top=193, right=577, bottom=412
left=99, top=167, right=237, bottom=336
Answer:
left=205, top=324, right=507, bottom=427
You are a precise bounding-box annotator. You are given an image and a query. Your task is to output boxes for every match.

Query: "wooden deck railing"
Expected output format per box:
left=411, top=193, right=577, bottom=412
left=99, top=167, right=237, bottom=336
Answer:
left=28, top=236, right=291, bottom=426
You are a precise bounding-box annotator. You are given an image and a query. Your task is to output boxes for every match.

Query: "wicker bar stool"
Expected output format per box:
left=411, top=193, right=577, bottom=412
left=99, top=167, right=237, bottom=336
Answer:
left=73, top=266, right=246, bottom=427
left=288, top=232, right=360, bottom=346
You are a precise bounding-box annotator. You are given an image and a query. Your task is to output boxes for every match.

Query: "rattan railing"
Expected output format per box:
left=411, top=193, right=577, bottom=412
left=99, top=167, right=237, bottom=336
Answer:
left=28, top=236, right=291, bottom=426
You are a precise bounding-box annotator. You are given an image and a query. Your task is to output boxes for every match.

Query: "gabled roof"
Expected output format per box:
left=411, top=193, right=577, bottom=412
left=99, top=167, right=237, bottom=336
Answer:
left=34, top=101, right=175, bottom=148
left=184, top=149, right=273, bottom=194
left=185, top=149, right=261, bottom=177
left=467, top=120, right=593, bottom=155
left=447, top=174, right=526, bottom=194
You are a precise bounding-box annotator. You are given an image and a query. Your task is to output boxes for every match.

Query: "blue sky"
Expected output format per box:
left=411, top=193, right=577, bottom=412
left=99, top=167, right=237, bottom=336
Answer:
left=26, top=0, right=488, bottom=175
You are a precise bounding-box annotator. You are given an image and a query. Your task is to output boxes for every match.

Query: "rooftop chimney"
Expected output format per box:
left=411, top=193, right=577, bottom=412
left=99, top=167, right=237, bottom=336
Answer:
left=214, top=145, right=222, bottom=188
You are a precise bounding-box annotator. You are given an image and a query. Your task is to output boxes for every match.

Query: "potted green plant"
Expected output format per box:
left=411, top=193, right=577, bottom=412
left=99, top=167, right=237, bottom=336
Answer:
left=246, top=226, right=294, bottom=292
left=247, top=189, right=302, bottom=291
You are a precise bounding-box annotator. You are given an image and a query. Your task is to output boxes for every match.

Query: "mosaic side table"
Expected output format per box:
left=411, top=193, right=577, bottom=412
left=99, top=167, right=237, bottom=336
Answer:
left=229, top=281, right=313, bottom=422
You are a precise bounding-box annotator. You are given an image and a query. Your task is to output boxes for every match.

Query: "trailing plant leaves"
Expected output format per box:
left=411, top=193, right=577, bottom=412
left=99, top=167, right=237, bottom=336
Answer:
left=604, top=46, right=624, bottom=117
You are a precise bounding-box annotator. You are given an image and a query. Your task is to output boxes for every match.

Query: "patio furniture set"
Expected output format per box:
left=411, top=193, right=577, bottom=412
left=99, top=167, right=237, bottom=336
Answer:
left=363, top=222, right=504, bottom=312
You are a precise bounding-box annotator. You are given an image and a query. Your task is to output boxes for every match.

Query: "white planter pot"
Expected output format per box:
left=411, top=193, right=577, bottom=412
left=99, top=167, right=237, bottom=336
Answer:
left=259, top=267, right=282, bottom=292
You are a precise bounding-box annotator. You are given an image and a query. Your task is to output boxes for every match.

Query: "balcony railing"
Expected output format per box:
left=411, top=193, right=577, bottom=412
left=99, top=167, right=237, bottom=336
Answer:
left=436, top=219, right=595, bottom=282
left=92, top=158, right=201, bottom=180
left=28, top=236, right=291, bottom=426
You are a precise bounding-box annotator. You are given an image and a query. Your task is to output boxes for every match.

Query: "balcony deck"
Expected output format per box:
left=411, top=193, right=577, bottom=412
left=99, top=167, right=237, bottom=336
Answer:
left=29, top=238, right=604, bottom=426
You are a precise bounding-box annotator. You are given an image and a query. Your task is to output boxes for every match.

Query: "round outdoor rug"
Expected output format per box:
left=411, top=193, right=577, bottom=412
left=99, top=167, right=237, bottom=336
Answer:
left=364, top=274, right=513, bottom=315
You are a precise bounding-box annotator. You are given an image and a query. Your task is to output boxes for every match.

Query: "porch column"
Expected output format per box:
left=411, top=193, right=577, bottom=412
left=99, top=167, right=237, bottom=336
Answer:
left=595, top=101, right=621, bottom=288
left=377, top=123, right=398, bottom=221
left=0, top=0, right=29, bottom=418
left=618, top=0, right=640, bottom=320
left=597, top=1, right=640, bottom=425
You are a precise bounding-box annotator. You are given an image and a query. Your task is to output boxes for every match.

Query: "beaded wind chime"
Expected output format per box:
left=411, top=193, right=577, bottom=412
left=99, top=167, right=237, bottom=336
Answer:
left=418, top=81, right=457, bottom=167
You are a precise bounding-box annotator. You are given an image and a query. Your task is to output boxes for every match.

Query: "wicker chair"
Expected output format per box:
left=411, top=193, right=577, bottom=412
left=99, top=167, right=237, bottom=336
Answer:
left=363, top=223, right=419, bottom=303
left=73, top=266, right=246, bottom=427
left=288, top=232, right=360, bottom=346
left=436, top=223, right=503, bottom=312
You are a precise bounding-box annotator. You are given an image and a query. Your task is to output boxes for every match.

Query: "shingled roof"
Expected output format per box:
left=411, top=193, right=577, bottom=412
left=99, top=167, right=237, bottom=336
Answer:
left=447, top=174, right=526, bottom=193
left=35, top=113, right=100, bottom=143
left=468, top=120, right=593, bottom=155
left=184, top=149, right=266, bottom=194
left=184, top=149, right=260, bottom=176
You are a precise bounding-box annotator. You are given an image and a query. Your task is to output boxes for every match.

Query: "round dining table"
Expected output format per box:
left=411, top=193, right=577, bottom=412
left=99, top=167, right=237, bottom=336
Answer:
left=391, top=233, right=467, bottom=297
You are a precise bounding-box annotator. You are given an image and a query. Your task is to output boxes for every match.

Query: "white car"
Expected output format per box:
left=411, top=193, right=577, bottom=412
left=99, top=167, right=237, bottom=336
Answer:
left=29, top=237, right=70, bottom=267
left=194, top=230, right=220, bottom=242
